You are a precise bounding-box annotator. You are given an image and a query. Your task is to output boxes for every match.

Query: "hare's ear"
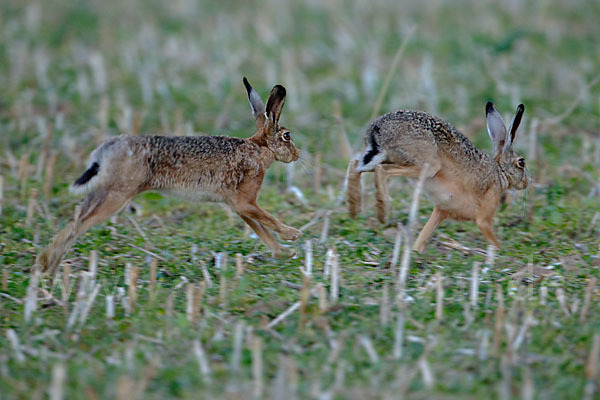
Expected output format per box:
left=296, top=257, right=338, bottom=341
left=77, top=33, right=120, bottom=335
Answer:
left=243, top=77, right=266, bottom=129
left=486, top=102, right=508, bottom=159
left=265, top=84, right=286, bottom=125
left=503, top=104, right=525, bottom=154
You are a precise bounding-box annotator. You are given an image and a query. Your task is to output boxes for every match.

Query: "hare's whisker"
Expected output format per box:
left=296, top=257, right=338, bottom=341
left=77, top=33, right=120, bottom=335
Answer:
left=298, top=155, right=315, bottom=168
left=295, top=158, right=313, bottom=179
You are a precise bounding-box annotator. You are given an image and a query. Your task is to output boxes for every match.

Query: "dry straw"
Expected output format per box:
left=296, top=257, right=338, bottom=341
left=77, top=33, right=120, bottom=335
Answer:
left=24, top=268, right=40, bottom=323
left=330, top=249, right=340, bottom=303
left=2, top=268, right=8, bottom=291
left=299, top=274, right=311, bottom=327
left=186, top=283, right=195, bottom=323
left=49, top=362, right=66, bottom=400
left=493, top=284, right=505, bottom=355
left=319, top=211, right=331, bottom=245
left=579, top=278, right=597, bottom=323
left=393, top=309, right=405, bottom=360
left=0, top=175, right=4, bottom=216
left=219, top=274, right=227, bottom=307
left=435, top=272, right=444, bottom=320
left=149, top=257, right=157, bottom=299
left=79, top=283, right=100, bottom=327
left=193, top=339, right=212, bottom=383
left=235, top=253, right=243, bottom=279
left=128, top=265, right=139, bottom=310
left=317, top=283, right=328, bottom=313
left=470, top=262, right=480, bottom=308
left=380, top=283, right=390, bottom=326
left=18, top=153, right=29, bottom=199
left=397, top=164, right=429, bottom=295
left=67, top=272, right=86, bottom=329
left=251, top=335, right=264, bottom=399
left=200, top=261, right=213, bottom=289
left=62, top=264, right=71, bottom=313
left=6, top=329, right=25, bottom=364
left=106, top=295, right=115, bottom=320
left=389, top=223, right=403, bottom=272
left=584, top=334, right=600, bottom=400
left=43, top=152, right=57, bottom=198
left=26, top=188, right=38, bottom=226
left=88, top=250, right=97, bottom=284
left=230, top=321, right=245, bottom=375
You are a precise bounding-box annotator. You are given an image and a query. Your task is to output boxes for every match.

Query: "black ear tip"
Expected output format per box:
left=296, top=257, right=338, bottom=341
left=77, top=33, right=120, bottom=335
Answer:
left=243, top=77, right=252, bottom=93
left=517, top=104, right=525, bottom=113
left=486, top=101, right=494, bottom=114
left=273, top=84, right=286, bottom=97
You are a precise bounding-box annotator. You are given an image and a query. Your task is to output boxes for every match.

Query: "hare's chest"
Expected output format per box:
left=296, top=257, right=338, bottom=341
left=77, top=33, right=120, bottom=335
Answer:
left=424, top=177, right=477, bottom=220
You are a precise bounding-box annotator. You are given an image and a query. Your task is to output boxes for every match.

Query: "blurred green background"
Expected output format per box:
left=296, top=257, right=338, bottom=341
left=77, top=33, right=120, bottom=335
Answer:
left=1, top=0, right=600, bottom=398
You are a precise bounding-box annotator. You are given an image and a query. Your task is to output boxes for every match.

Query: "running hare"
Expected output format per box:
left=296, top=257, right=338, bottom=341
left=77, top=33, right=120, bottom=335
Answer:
left=347, top=102, right=529, bottom=252
left=36, top=78, right=302, bottom=276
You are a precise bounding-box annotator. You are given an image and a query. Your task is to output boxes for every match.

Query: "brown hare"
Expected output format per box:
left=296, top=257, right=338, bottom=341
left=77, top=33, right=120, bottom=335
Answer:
left=36, top=78, right=302, bottom=276
left=347, top=102, right=529, bottom=252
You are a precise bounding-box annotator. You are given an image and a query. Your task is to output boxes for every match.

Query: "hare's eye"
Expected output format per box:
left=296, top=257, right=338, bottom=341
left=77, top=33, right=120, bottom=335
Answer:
left=282, top=132, right=291, bottom=142
left=517, top=158, right=525, bottom=168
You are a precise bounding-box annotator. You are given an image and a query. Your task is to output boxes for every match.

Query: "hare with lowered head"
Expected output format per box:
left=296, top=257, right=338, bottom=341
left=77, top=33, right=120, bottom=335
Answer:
left=347, top=102, right=529, bottom=252
left=36, top=78, right=302, bottom=276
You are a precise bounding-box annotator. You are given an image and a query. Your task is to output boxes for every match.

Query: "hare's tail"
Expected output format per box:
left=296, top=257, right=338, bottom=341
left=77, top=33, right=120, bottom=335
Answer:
left=70, top=161, right=101, bottom=195
left=356, top=126, right=386, bottom=172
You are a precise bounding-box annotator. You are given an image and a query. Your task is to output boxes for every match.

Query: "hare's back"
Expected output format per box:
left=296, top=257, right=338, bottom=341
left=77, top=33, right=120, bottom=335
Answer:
left=122, top=135, right=259, bottom=193
left=371, top=110, right=484, bottom=168
left=141, top=135, right=248, bottom=162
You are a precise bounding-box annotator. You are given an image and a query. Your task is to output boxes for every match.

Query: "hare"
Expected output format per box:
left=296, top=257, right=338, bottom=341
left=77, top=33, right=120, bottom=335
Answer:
left=36, top=78, right=302, bottom=276
left=347, top=102, right=529, bottom=252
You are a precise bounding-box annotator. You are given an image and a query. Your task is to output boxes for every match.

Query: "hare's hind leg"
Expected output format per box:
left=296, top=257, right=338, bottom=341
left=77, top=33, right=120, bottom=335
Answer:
left=374, top=165, right=391, bottom=224
left=346, top=158, right=363, bottom=218
left=375, top=161, right=441, bottom=226
left=414, top=206, right=447, bottom=253
left=36, top=188, right=135, bottom=276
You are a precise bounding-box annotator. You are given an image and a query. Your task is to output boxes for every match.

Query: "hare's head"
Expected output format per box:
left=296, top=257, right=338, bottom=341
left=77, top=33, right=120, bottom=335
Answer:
left=486, top=102, right=530, bottom=190
left=244, top=77, right=299, bottom=163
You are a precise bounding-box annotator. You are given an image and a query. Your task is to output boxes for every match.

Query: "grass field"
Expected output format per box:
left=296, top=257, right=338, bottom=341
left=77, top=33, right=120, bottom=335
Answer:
left=1, top=0, right=600, bottom=398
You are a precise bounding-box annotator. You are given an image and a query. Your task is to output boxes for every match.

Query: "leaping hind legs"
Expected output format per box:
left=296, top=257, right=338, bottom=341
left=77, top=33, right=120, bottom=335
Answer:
left=35, top=188, right=135, bottom=277
left=346, top=158, right=363, bottom=218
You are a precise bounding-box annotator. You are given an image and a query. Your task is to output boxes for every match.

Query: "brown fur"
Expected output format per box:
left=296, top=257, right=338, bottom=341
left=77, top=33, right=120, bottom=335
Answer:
left=36, top=78, right=301, bottom=276
left=347, top=102, right=529, bottom=252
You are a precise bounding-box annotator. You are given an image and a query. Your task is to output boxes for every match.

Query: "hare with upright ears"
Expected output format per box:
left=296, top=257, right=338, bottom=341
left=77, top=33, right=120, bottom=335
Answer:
left=347, top=102, right=529, bottom=252
left=36, top=78, right=302, bottom=276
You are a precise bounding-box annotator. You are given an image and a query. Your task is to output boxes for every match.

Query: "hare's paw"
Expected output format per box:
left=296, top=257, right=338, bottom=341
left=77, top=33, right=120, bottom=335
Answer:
left=35, top=248, right=53, bottom=273
left=279, top=227, right=302, bottom=241
left=273, top=246, right=297, bottom=259
left=35, top=246, right=63, bottom=277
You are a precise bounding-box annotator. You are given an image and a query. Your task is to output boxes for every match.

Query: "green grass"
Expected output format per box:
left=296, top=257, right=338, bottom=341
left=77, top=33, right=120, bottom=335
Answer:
left=1, top=0, right=600, bottom=398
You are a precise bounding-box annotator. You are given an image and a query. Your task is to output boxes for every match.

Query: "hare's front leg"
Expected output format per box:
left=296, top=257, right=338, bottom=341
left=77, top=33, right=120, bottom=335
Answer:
left=413, top=206, right=447, bottom=253
left=239, top=203, right=300, bottom=241
left=240, top=215, right=295, bottom=258
left=475, top=192, right=502, bottom=249
left=232, top=198, right=301, bottom=241
left=475, top=212, right=501, bottom=249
